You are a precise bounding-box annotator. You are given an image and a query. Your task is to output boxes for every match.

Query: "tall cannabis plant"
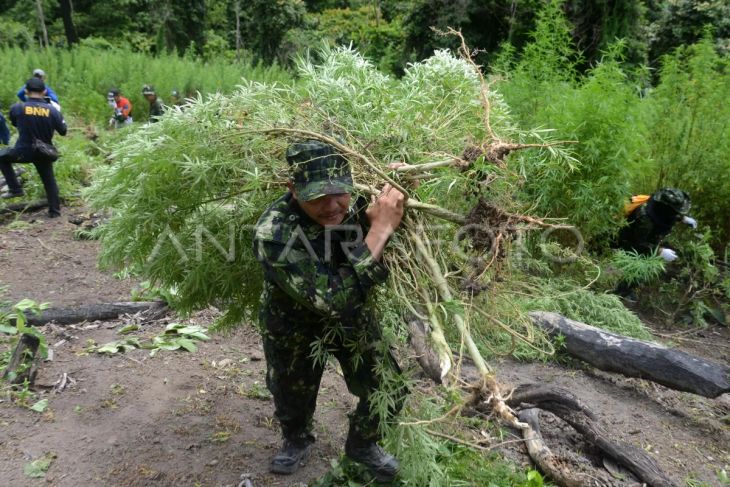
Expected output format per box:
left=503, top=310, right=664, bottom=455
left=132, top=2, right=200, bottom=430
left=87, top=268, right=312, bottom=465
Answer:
left=88, top=44, right=579, bottom=482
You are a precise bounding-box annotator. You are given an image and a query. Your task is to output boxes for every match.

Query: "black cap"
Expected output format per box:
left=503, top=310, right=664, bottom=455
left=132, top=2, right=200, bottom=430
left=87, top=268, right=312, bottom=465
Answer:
left=109, top=88, right=120, bottom=96
left=25, top=78, right=46, bottom=93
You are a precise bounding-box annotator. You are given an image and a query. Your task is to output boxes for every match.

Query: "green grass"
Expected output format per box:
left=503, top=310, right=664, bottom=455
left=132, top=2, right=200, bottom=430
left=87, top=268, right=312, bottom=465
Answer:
left=0, top=44, right=292, bottom=125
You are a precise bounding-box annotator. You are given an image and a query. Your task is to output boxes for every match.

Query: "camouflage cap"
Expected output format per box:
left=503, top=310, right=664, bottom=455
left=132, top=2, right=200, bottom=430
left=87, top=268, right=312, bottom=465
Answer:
left=653, top=188, right=691, bottom=215
left=286, top=140, right=353, bottom=201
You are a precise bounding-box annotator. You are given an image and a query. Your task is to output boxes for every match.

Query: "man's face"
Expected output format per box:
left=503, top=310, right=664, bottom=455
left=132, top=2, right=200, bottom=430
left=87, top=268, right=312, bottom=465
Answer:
left=291, top=185, right=351, bottom=227
left=144, top=94, right=156, bottom=102
left=113, top=94, right=121, bottom=103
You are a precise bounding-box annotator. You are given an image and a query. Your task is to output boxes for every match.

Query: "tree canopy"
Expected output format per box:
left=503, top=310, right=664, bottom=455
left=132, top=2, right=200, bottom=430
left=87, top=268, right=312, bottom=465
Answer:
left=1, top=0, right=728, bottom=72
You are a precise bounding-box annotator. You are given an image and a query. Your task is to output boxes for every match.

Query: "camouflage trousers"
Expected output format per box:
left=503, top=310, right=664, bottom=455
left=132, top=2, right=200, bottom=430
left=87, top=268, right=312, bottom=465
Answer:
left=261, top=311, right=404, bottom=443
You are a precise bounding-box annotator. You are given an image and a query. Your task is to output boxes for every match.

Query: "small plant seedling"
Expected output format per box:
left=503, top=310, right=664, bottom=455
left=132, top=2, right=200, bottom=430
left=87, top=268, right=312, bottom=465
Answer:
left=210, top=431, right=232, bottom=443
left=30, top=398, right=49, bottom=413
left=23, top=452, right=56, bottom=479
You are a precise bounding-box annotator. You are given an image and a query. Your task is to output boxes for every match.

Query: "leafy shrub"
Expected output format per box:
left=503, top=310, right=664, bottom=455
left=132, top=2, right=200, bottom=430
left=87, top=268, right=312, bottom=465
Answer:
left=638, top=36, right=730, bottom=249
left=0, top=45, right=292, bottom=125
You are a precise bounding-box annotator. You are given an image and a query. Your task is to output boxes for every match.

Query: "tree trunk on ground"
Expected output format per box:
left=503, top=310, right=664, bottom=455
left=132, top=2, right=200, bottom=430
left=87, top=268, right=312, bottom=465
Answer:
left=58, top=0, right=79, bottom=46
left=0, top=199, right=51, bottom=215
left=1, top=195, right=79, bottom=217
left=21, top=301, right=168, bottom=326
left=530, top=311, right=730, bottom=398
left=518, top=408, right=595, bottom=487
left=2, top=333, right=41, bottom=385
left=508, top=384, right=679, bottom=487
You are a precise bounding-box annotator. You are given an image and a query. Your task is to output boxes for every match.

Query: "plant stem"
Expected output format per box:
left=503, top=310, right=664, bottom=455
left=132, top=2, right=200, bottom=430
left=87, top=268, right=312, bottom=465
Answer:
left=410, top=231, right=491, bottom=375
left=354, top=183, right=466, bottom=223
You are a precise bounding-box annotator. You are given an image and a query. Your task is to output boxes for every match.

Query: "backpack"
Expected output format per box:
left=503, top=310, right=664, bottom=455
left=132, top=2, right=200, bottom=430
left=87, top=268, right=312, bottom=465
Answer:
left=623, top=194, right=650, bottom=216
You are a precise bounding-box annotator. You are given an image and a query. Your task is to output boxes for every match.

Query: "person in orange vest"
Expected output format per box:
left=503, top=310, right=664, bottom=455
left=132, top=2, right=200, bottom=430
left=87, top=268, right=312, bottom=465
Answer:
left=617, top=188, right=696, bottom=261
left=614, top=188, right=697, bottom=299
left=108, top=88, right=133, bottom=127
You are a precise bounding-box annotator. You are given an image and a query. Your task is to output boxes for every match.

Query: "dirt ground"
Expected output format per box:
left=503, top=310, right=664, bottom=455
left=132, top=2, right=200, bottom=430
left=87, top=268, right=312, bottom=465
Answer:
left=1, top=208, right=729, bottom=486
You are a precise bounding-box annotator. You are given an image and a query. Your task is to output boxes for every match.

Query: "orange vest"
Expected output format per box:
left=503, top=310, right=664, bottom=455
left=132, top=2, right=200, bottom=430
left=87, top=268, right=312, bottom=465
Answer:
left=623, top=194, right=650, bottom=216
left=116, top=97, right=132, bottom=118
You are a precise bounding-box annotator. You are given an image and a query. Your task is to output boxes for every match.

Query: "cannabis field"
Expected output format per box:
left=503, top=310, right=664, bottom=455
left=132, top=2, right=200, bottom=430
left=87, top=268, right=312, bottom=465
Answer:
left=1, top=4, right=729, bottom=486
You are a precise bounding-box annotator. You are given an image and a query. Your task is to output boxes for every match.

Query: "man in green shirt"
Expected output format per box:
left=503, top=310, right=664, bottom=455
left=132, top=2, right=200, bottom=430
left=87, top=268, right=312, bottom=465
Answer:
left=142, top=85, right=164, bottom=122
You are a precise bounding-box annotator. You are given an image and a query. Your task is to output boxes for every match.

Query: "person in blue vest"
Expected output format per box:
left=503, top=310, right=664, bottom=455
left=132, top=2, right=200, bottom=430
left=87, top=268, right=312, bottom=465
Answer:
left=0, top=78, right=67, bottom=217
left=17, top=69, right=59, bottom=104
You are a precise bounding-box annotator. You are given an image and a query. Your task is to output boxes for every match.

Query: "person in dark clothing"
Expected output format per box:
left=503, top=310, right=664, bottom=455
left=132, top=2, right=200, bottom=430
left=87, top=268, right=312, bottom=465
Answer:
left=17, top=69, right=60, bottom=104
left=142, top=85, right=165, bottom=122
left=614, top=188, right=697, bottom=297
left=617, top=188, right=695, bottom=259
left=253, top=140, right=407, bottom=482
left=0, top=110, right=9, bottom=145
left=0, top=78, right=67, bottom=217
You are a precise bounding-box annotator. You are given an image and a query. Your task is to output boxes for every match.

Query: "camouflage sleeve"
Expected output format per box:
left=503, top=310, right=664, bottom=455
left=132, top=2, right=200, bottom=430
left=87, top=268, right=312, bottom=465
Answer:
left=254, top=238, right=388, bottom=319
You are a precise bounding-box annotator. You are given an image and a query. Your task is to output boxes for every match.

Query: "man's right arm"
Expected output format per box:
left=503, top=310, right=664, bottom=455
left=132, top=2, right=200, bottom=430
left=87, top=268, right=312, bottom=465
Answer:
left=16, top=87, right=26, bottom=102
left=365, top=183, right=405, bottom=260
left=53, top=110, right=67, bottom=136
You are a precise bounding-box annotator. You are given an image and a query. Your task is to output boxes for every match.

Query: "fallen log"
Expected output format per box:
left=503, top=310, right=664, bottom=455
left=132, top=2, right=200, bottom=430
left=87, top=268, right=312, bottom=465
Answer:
left=518, top=408, right=595, bottom=487
left=508, top=384, right=678, bottom=487
left=530, top=311, right=730, bottom=398
left=2, top=333, right=41, bottom=385
left=20, top=301, right=168, bottom=326
left=1, top=194, right=79, bottom=216
left=0, top=198, right=50, bottom=215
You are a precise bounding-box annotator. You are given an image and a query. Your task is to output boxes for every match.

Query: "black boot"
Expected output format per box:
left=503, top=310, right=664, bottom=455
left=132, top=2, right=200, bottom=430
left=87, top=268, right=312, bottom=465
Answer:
left=345, top=433, right=399, bottom=483
left=1, top=190, right=24, bottom=199
left=270, top=436, right=313, bottom=475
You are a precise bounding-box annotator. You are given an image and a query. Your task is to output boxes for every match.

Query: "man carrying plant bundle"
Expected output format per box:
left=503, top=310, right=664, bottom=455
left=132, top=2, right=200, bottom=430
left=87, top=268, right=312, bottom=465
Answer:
left=253, top=140, right=407, bottom=482
left=0, top=78, right=67, bottom=218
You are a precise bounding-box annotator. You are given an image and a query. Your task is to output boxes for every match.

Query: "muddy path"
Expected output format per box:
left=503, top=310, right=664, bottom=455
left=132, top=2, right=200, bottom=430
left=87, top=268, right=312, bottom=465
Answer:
left=1, top=208, right=728, bottom=486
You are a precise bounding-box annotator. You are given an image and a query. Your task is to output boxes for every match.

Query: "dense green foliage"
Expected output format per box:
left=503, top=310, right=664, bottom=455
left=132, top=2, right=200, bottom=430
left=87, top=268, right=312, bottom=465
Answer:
left=85, top=47, right=502, bottom=320
left=0, top=44, right=291, bottom=125
left=497, top=9, right=730, bottom=253
left=1, top=0, right=728, bottom=73
left=642, top=38, right=730, bottom=243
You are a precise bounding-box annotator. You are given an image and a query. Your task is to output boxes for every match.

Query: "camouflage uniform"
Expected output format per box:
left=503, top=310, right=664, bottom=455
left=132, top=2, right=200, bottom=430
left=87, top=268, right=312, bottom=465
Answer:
left=253, top=141, right=404, bottom=444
